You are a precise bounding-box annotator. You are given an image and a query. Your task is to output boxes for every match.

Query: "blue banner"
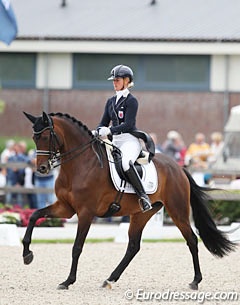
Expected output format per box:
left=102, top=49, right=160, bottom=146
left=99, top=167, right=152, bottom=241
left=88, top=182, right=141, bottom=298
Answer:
left=0, top=0, right=18, bottom=45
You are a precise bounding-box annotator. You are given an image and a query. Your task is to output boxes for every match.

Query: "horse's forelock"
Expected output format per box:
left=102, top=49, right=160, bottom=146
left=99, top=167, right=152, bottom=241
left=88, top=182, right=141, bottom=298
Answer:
left=33, top=114, right=52, bottom=133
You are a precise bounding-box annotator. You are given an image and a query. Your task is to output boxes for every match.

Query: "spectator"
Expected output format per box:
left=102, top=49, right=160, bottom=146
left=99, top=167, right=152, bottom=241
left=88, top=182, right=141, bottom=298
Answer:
left=162, top=130, right=186, bottom=165
left=207, top=132, right=224, bottom=167
left=0, top=139, right=15, bottom=203
left=184, top=132, right=210, bottom=169
left=0, top=168, right=6, bottom=203
left=24, top=149, right=37, bottom=209
left=6, top=142, right=29, bottom=206
left=177, top=135, right=187, bottom=167
left=16, top=141, right=29, bottom=187
left=1, top=139, right=16, bottom=164
left=32, top=151, right=55, bottom=209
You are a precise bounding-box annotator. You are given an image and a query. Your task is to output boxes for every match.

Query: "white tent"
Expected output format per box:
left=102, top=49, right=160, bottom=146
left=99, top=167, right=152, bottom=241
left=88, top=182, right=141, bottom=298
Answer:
left=224, top=105, right=240, bottom=133
left=212, top=105, right=240, bottom=173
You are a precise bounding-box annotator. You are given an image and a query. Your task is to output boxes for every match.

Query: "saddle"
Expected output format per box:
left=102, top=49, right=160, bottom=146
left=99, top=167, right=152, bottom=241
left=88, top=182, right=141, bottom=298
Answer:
left=111, top=129, right=156, bottom=180
left=104, top=139, right=158, bottom=194
left=111, top=146, right=144, bottom=180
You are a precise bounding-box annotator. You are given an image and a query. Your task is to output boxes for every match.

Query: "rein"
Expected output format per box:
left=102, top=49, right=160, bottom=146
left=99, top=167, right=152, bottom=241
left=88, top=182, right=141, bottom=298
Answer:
left=52, top=139, right=98, bottom=169
left=35, top=125, right=121, bottom=169
left=35, top=129, right=98, bottom=169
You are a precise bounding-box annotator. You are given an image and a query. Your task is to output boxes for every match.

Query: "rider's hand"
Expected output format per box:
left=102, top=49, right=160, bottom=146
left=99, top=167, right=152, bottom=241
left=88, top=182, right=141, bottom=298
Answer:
left=91, top=129, right=98, bottom=136
left=98, top=126, right=111, bottom=138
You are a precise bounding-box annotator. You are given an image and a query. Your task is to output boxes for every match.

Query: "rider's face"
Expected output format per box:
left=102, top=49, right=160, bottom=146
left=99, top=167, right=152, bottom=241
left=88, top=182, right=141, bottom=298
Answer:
left=113, top=77, right=124, bottom=91
left=113, top=77, right=130, bottom=91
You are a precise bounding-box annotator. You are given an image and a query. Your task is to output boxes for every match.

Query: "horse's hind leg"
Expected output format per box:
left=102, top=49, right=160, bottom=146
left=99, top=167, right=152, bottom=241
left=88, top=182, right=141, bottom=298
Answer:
left=164, top=173, right=202, bottom=290
left=102, top=209, right=159, bottom=288
left=186, top=228, right=202, bottom=290
left=171, top=217, right=202, bottom=290
left=22, top=201, right=75, bottom=264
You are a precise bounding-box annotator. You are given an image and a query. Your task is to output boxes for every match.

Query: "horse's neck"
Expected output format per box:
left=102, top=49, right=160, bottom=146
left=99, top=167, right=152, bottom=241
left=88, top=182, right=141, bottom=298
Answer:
left=62, top=131, right=96, bottom=167
left=55, top=118, right=99, bottom=173
left=60, top=121, right=90, bottom=152
left=64, top=136, right=89, bottom=152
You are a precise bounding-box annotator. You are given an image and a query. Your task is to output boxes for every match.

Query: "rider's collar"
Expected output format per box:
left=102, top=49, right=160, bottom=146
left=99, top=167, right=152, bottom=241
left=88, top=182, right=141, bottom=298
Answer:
left=115, top=88, right=129, bottom=103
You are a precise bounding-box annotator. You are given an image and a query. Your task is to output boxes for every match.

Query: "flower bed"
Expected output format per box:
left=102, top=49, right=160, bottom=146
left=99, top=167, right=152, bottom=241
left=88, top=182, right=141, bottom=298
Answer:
left=0, top=205, right=65, bottom=227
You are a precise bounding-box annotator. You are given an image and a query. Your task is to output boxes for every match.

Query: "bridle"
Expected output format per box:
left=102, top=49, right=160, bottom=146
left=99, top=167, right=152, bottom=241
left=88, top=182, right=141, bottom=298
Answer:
left=33, top=113, right=123, bottom=171
left=34, top=124, right=98, bottom=170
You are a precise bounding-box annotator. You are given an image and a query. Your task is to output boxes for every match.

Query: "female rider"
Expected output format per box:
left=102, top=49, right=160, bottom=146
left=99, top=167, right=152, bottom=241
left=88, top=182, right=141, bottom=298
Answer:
left=97, top=65, right=152, bottom=212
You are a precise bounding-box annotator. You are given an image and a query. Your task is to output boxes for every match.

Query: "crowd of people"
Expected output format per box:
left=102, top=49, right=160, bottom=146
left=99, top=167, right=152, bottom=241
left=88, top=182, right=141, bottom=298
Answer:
left=0, top=131, right=225, bottom=207
left=148, top=130, right=226, bottom=187
left=150, top=130, right=224, bottom=170
left=0, top=139, right=56, bottom=208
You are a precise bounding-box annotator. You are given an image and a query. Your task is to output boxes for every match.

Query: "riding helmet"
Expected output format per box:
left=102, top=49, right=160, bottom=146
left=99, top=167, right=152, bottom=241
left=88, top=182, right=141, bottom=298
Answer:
left=108, top=65, right=134, bottom=82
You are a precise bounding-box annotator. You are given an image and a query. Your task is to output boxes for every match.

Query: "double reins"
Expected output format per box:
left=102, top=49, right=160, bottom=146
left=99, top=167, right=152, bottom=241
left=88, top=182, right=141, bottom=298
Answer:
left=35, top=125, right=121, bottom=169
left=35, top=126, right=98, bottom=169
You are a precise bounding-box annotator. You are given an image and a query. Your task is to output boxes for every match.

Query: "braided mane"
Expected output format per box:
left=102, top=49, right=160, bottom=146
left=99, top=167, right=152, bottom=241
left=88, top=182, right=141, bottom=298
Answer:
left=49, top=112, right=94, bottom=138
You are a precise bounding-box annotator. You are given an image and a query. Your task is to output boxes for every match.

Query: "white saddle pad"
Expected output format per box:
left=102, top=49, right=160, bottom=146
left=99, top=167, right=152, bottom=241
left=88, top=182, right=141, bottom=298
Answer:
left=104, top=141, right=158, bottom=194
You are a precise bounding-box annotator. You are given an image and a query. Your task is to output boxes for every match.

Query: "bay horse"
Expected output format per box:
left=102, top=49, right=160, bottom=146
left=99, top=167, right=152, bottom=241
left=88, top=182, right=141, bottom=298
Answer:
left=22, top=111, right=235, bottom=291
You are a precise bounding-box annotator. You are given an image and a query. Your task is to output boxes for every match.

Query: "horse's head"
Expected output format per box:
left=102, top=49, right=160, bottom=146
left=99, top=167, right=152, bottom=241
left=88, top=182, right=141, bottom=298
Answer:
left=24, top=111, right=61, bottom=174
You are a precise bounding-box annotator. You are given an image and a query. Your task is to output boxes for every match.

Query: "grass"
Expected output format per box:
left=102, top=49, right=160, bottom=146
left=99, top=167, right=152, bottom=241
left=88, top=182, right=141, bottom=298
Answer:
left=29, top=238, right=187, bottom=244
left=142, top=238, right=185, bottom=243
left=31, top=238, right=115, bottom=244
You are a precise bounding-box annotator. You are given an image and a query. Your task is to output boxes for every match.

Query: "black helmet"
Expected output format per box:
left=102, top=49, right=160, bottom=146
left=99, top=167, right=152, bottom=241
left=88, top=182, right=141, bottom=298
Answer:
left=108, top=65, right=133, bottom=82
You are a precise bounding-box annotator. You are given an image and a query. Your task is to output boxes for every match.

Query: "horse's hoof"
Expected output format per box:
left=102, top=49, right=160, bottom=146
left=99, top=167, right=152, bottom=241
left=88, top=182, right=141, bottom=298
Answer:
left=189, top=281, right=198, bottom=290
left=102, top=280, right=113, bottom=289
left=23, top=251, right=34, bottom=265
left=57, top=284, right=69, bottom=290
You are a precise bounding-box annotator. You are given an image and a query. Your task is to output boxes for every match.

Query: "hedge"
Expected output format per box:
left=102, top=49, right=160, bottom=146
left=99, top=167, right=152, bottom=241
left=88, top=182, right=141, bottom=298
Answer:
left=208, top=200, right=240, bottom=224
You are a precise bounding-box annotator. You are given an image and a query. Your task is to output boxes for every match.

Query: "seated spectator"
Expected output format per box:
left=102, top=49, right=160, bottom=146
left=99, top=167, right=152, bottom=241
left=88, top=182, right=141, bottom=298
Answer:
left=207, top=132, right=224, bottom=167
left=185, top=132, right=210, bottom=169
left=162, top=130, right=186, bottom=165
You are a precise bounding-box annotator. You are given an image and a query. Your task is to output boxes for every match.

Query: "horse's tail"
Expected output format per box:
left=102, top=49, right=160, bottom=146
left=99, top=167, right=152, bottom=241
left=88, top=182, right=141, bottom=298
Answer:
left=183, top=168, right=236, bottom=257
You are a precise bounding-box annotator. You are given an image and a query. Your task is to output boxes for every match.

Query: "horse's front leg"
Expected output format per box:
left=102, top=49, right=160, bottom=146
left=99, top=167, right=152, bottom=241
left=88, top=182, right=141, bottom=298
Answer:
left=22, top=207, right=49, bottom=264
left=22, top=201, right=75, bottom=264
left=58, top=211, right=93, bottom=290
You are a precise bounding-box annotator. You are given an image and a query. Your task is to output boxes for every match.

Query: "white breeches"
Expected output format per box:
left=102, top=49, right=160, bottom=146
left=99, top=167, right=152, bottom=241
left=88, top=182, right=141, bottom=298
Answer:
left=112, top=133, right=141, bottom=171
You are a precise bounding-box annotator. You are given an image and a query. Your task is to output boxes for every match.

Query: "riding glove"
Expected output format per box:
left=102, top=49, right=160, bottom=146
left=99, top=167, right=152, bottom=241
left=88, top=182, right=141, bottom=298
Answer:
left=91, top=130, right=98, bottom=136
left=98, top=126, right=111, bottom=138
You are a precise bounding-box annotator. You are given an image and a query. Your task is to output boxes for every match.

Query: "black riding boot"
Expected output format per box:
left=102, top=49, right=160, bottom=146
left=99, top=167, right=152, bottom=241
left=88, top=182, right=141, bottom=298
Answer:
left=124, top=162, right=152, bottom=213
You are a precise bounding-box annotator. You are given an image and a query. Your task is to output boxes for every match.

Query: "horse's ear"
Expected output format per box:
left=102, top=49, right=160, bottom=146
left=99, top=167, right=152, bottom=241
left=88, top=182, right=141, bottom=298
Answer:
left=42, top=111, right=54, bottom=129
left=23, top=111, right=37, bottom=124
left=42, top=111, right=52, bottom=127
left=42, top=111, right=48, bottom=124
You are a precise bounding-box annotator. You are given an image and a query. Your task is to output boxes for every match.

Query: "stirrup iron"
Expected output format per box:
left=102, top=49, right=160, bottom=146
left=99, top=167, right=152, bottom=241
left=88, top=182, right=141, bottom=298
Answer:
left=139, top=197, right=152, bottom=213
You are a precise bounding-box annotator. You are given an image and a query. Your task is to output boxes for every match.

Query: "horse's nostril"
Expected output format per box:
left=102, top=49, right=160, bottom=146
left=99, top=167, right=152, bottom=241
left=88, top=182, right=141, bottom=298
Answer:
left=39, top=164, right=48, bottom=173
